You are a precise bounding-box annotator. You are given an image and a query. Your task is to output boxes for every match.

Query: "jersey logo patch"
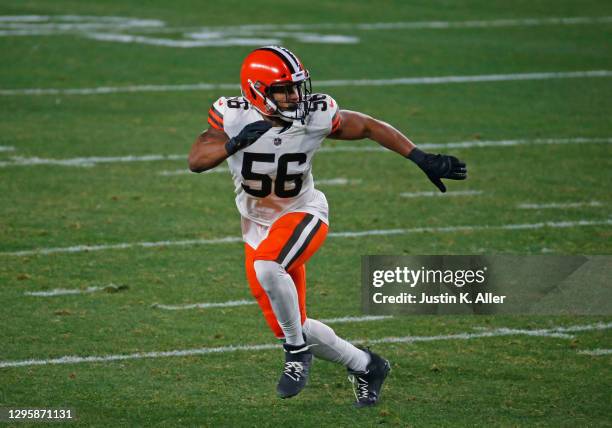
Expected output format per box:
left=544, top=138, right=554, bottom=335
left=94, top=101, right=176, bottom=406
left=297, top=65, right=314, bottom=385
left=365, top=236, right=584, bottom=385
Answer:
left=274, top=137, right=282, bottom=146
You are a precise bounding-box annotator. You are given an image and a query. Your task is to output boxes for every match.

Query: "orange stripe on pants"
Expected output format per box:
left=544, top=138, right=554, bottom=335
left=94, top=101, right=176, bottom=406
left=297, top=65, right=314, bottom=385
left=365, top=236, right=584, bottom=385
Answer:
left=244, top=212, right=328, bottom=339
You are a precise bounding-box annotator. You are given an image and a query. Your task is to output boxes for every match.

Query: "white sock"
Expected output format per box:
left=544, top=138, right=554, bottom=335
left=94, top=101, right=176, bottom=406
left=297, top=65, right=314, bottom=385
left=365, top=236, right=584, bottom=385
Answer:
left=302, top=318, right=370, bottom=372
left=254, top=260, right=304, bottom=346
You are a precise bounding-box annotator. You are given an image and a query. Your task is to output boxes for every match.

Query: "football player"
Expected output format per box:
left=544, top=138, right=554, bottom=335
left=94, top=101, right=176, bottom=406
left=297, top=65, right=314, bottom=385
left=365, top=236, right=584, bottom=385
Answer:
left=188, top=46, right=467, bottom=406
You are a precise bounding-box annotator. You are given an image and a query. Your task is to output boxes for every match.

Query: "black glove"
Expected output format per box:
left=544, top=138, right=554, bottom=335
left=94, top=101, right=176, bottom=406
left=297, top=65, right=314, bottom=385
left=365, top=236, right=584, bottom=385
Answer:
left=225, top=120, right=273, bottom=155
left=407, top=147, right=467, bottom=193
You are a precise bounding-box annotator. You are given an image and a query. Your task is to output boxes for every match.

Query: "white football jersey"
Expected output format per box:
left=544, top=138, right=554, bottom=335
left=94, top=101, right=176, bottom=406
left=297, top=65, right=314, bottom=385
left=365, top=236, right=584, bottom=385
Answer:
left=206, top=94, right=341, bottom=247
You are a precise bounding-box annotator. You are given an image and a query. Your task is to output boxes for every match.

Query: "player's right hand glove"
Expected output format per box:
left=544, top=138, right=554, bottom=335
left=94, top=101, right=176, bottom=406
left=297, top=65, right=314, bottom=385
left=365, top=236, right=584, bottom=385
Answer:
left=225, top=120, right=273, bottom=155
left=407, top=147, right=467, bottom=193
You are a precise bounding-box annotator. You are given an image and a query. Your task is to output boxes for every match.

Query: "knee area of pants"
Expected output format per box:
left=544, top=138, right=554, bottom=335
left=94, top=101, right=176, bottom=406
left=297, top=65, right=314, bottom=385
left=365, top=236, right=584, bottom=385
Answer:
left=253, top=260, right=286, bottom=285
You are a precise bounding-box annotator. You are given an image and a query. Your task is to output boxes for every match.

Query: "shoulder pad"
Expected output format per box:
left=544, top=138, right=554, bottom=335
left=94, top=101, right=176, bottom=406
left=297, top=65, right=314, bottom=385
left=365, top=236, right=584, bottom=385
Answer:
left=225, top=96, right=251, bottom=111
left=207, top=96, right=253, bottom=132
left=207, top=97, right=227, bottom=131
left=308, top=93, right=341, bottom=134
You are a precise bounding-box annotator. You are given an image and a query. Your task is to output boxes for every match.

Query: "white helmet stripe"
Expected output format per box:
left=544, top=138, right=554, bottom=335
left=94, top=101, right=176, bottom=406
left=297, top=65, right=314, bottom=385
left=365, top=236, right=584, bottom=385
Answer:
left=262, top=45, right=301, bottom=74
left=279, top=46, right=302, bottom=71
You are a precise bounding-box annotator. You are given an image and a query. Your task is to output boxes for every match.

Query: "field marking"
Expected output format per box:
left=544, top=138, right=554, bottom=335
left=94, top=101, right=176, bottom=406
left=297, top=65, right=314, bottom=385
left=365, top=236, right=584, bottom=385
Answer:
left=153, top=299, right=255, bottom=310
left=3, top=15, right=610, bottom=30
left=1, top=322, right=608, bottom=369
left=0, top=15, right=164, bottom=36
left=320, top=137, right=612, bottom=153
left=1, top=137, right=611, bottom=168
left=158, top=167, right=228, bottom=176
left=320, top=315, right=393, bottom=324
left=316, top=70, right=612, bottom=88
left=2, top=70, right=611, bottom=96
left=0, top=145, right=15, bottom=152
left=133, top=16, right=612, bottom=34
left=0, top=14, right=354, bottom=46
left=316, top=178, right=362, bottom=186
left=84, top=32, right=285, bottom=48
left=3, top=15, right=611, bottom=48
left=2, top=218, right=610, bottom=257
left=2, top=236, right=244, bottom=257
left=86, top=32, right=358, bottom=47
left=156, top=170, right=361, bottom=187
left=0, top=15, right=163, bottom=26
left=0, top=154, right=186, bottom=168
left=578, top=349, right=612, bottom=356
left=151, top=299, right=393, bottom=323
left=25, top=286, right=103, bottom=297
left=152, top=296, right=393, bottom=326
left=400, top=190, right=483, bottom=198
left=158, top=169, right=191, bottom=176
left=517, top=201, right=603, bottom=209
left=24, top=284, right=127, bottom=297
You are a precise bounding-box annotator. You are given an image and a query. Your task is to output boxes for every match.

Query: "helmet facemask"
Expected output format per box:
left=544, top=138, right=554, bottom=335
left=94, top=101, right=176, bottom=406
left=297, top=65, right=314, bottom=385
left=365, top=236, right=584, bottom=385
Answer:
left=265, top=78, right=312, bottom=122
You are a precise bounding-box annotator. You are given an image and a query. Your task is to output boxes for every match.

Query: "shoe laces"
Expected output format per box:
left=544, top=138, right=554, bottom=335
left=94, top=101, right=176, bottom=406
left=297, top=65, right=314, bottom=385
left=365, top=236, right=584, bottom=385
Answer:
left=348, top=372, right=370, bottom=400
left=284, top=361, right=305, bottom=382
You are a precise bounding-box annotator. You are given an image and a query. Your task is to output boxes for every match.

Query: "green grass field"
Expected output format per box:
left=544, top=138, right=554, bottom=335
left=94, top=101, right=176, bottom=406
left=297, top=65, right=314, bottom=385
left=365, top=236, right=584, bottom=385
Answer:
left=1, top=1, right=611, bottom=426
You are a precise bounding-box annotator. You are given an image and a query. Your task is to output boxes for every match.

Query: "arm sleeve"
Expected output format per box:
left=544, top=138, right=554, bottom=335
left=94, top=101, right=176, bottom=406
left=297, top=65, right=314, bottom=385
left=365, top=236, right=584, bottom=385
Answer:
left=207, top=97, right=227, bottom=131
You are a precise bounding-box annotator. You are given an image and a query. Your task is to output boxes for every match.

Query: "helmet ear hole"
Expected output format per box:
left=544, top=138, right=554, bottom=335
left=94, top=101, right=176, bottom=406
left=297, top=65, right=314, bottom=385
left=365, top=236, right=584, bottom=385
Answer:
left=249, top=87, right=257, bottom=100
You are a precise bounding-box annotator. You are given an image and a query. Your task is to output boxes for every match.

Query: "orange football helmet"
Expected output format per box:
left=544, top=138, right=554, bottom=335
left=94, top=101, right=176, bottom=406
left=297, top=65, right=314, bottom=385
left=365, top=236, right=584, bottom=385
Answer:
left=240, top=46, right=311, bottom=122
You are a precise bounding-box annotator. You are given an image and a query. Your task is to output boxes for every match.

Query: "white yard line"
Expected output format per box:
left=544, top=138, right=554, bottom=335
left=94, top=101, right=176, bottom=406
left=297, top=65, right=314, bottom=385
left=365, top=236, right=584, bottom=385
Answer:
left=24, top=286, right=103, bottom=297
left=0, top=154, right=186, bottom=168
left=153, top=16, right=612, bottom=31
left=2, top=15, right=610, bottom=42
left=319, top=315, right=393, bottom=324
left=85, top=32, right=282, bottom=48
left=0, top=15, right=164, bottom=32
left=400, top=190, right=483, bottom=198
left=0, top=16, right=51, bottom=22
left=2, top=70, right=611, bottom=96
left=158, top=167, right=228, bottom=176
left=0, top=322, right=609, bottom=368
left=0, top=145, right=15, bottom=152
left=315, top=178, right=362, bottom=186
left=152, top=297, right=393, bottom=325
left=2, top=219, right=610, bottom=257
left=2, top=236, right=244, bottom=257
left=320, top=137, right=612, bottom=153
left=517, top=201, right=603, bottom=209
left=157, top=169, right=192, bottom=176
left=577, top=349, right=612, bottom=356
left=0, top=82, right=237, bottom=96
left=118, top=16, right=612, bottom=34
left=316, top=70, right=612, bottom=87
left=1, top=137, right=610, bottom=168
left=152, top=299, right=255, bottom=310
left=24, top=284, right=126, bottom=297
left=2, top=15, right=610, bottom=31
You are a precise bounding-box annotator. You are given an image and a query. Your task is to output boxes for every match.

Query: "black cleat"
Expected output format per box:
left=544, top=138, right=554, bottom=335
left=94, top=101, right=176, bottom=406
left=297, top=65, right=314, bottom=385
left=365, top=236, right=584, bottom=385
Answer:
left=277, top=342, right=313, bottom=399
left=347, top=348, right=391, bottom=408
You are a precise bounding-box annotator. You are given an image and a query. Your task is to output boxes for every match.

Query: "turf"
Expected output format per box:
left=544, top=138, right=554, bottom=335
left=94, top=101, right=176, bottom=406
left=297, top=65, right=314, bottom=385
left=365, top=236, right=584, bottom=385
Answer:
left=1, top=1, right=611, bottom=426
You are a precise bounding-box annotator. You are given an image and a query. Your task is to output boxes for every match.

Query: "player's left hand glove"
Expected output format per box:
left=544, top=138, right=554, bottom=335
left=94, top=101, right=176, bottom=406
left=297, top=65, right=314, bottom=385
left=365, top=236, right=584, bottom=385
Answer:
left=407, top=147, right=467, bottom=193
left=225, top=120, right=273, bottom=156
